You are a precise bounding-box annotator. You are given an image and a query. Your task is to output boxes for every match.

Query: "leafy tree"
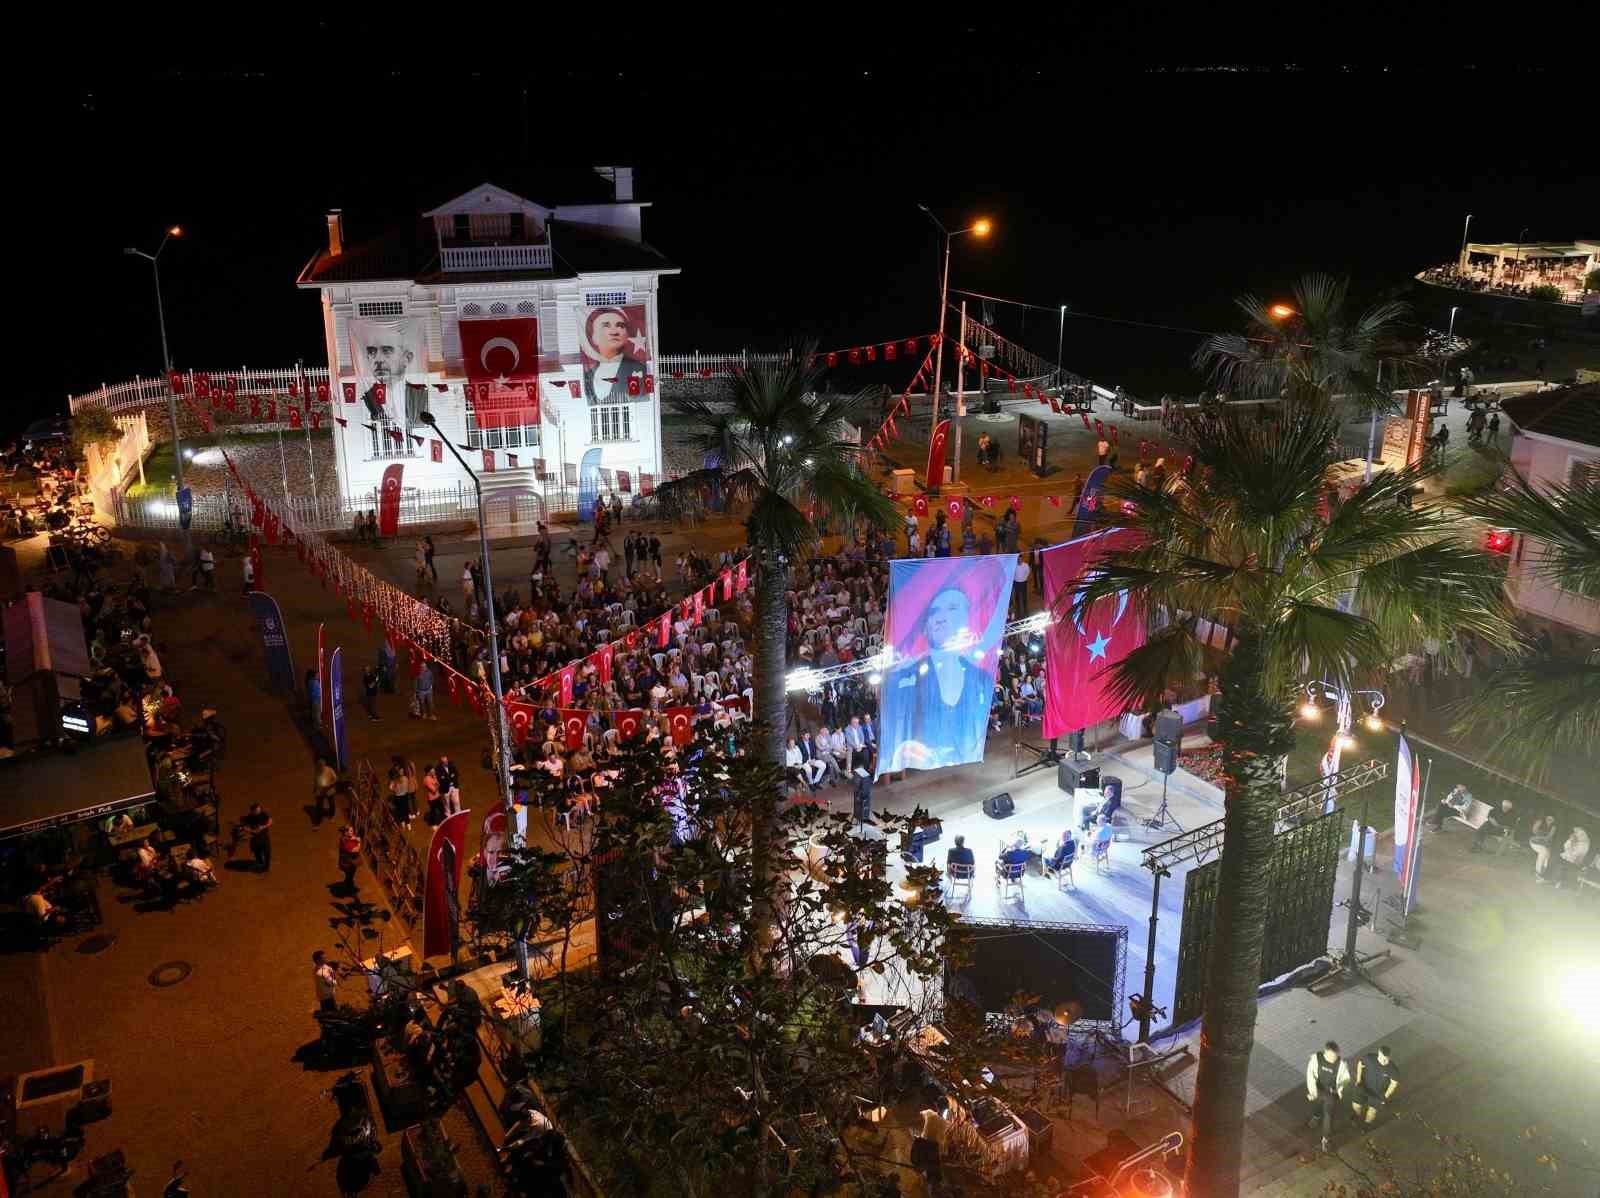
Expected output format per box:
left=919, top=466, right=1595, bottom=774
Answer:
left=528, top=719, right=985, bottom=1197
left=1069, top=404, right=1513, bottom=1197
left=1451, top=464, right=1600, bottom=774
left=655, top=350, right=899, bottom=951
left=71, top=406, right=122, bottom=461
left=1193, top=273, right=1413, bottom=420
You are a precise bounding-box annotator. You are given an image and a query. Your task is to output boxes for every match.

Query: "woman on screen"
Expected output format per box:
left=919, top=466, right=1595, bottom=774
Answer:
left=880, top=585, right=996, bottom=772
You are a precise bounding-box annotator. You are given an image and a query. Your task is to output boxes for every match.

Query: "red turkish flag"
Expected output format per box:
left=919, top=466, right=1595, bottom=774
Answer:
left=378, top=463, right=404, bottom=537
left=224, top=393, right=237, bottom=413
left=1010, top=495, right=1023, bottom=511
left=316, top=382, right=330, bottom=404
left=559, top=664, right=576, bottom=707
left=423, top=439, right=439, bottom=464
left=912, top=496, right=929, bottom=517
left=460, top=317, right=539, bottom=428
left=289, top=405, right=302, bottom=430
left=736, top=560, right=748, bottom=594
left=560, top=709, right=587, bottom=751
left=373, top=383, right=386, bottom=406
left=507, top=701, right=536, bottom=745
left=616, top=709, right=644, bottom=742
left=1042, top=528, right=1146, bottom=739
left=266, top=397, right=278, bottom=422
left=946, top=498, right=963, bottom=519
left=482, top=450, right=496, bottom=473
left=311, top=410, right=322, bottom=431
left=721, top=569, right=733, bottom=602
left=288, top=381, right=297, bottom=398
left=1048, top=495, right=1063, bottom=508
left=667, top=706, right=694, bottom=747
left=717, top=695, right=751, bottom=718
left=657, top=614, right=671, bottom=649
left=343, top=382, right=356, bottom=403
left=209, top=390, right=221, bottom=411
left=594, top=642, right=614, bottom=685
left=693, top=588, right=704, bottom=626
left=168, top=370, right=186, bottom=394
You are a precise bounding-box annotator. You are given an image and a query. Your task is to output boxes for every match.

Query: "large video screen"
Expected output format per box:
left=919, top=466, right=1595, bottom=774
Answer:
left=877, top=553, right=1016, bottom=778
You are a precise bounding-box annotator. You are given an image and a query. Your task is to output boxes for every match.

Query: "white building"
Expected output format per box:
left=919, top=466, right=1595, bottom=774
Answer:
left=296, top=168, right=676, bottom=523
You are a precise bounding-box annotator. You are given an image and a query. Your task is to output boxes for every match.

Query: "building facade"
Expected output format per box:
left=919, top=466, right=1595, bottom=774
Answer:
left=1500, top=383, right=1600, bottom=635
left=296, top=169, right=676, bottom=520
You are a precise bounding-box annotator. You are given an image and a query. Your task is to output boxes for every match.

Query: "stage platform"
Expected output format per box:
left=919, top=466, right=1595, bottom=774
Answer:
left=856, top=734, right=1229, bottom=1036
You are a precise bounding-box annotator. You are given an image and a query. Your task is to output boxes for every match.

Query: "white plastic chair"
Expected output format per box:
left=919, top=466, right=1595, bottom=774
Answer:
left=997, top=861, right=1025, bottom=902
left=946, top=862, right=975, bottom=900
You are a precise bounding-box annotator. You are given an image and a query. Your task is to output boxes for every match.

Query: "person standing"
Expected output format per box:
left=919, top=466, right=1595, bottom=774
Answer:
left=312, top=950, right=339, bottom=1013
left=1351, top=1045, right=1400, bottom=1126
left=1305, top=1041, right=1350, bottom=1152
left=1012, top=554, right=1032, bottom=619
left=623, top=531, right=636, bottom=577
left=361, top=665, right=381, bottom=721
left=414, top=660, right=435, bottom=720
left=649, top=533, right=663, bottom=571
left=1096, top=435, right=1110, bottom=466
left=461, top=562, right=475, bottom=609
left=337, top=825, right=363, bottom=893
left=199, top=545, right=216, bottom=590
left=313, top=757, right=339, bottom=820
left=158, top=542, right=177, bottom=592
left=241, top=551, right=255, bottom=595
left=437, top=755, right=461, bottom=816
left=1487, top=411, right=1501, bottom=445
left=242, top=803, right=273, bottom=871
left=424, top=534, right=438, bottom=582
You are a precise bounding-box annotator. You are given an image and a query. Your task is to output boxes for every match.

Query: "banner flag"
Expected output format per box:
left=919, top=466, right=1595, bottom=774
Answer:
left=560, top=709, right=587, bottom=751
left=877, top=553, right=1015, bottom=777
left=667, top=706, right=695, bottom=747
left=330, top=647, right=348, bottom=770
left=560, top=664, right=576, bottom=707
left=247, top=591, right=297, bottom=695
left=1071, top=464, right=1113, bottom=537
left=1393, top=730, right=1424, bottom=913
left=481, top=808, right=507, bottom=882
left=506, top=701, right=536, bottom=746
left=422, top=809, right=470, bottom=960
left=1041, top=529, right=1146, bottom=738
left=378, top=463, right=404, bottom=537
left=924, top=419, right=951, bottom=490
left=616, top=709, right=644, bottom=742
left=317, top=623, right=330, bottom=732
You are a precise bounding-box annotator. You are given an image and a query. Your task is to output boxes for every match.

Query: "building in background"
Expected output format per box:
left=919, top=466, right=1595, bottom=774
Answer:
left=296, top=169, right=676, bottom=522
left=1499, top=382, right=1600, bottom=634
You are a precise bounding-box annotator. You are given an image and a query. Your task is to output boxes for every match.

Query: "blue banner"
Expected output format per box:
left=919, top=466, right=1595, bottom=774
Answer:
left=176, top=485, right=193, bottom=530
left=330, top=647, right=348, bottom=771
left=246, top=591, right=297, bottom=695
left=577, top=447, right=603, bottom=522
left=1071, top=464, right=1112, bottom=537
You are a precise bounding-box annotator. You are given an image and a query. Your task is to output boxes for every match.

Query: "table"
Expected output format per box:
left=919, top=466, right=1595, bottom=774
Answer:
left=107, top=822, right=158, bottom=849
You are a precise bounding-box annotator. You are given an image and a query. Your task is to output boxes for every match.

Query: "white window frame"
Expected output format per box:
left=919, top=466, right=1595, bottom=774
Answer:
left=590, top=405, right=633, bottom=443
left=357, top=299, right=405, bottom=319
left=465, top=391, right=541, bottom=455
left=584, top=290, right=629, bottom=307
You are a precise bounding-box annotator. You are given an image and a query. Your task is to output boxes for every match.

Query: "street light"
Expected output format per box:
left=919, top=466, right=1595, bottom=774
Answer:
left=1057, top=304, right=1067, bottom=387
left=124, top=226, right=190, bottom=557
left=916, top=205, right=991, bottom=491
left=1269, top=303, right=1296, bottom=321
left=1458, top=213, right=1472, bottom=271
left=418, top=410, right=515, bottom=816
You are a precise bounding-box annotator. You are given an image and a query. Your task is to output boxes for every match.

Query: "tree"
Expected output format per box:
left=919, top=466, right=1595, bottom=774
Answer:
left=71, top=406, right=122, bottom=461
left=1069, top=404, right=1513, bottom=1198
left=656, top=350, right=899, bottom=948
left=1193, top=273, right=1413, bottom=420
left=1451, top=465, right=1600, bottom=774
left=528, top=720, right=981, bottom=1197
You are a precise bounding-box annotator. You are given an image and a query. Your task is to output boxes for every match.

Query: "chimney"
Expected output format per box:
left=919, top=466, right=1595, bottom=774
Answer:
left=613, top=167, right=634, bottom=202
left=326, top=209, right=344, bottom=257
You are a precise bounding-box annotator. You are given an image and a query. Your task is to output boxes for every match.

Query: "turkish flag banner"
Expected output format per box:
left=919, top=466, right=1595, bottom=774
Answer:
left=657, top=614, right=671, bottom=649
left=667, top=706, right=695, bottom=747
left=560, top=709, right=587, bottom=751
left=640, top=473, right=654, bottom=496
left=559, top=664, right=576, bottom=707
left=168, top=370, right=186, bottom=394
left=721, top=569, right=733, bottom=602
left=460, top=317, right=539, bottom=428
left=266, top=397, right=277, bottom=422
left=946, top=498, right=963, bottom=519
left=507, top=701, right=536, bottom=745
left=311, top=410, right=322, bottom=431
left=316, top=382, right=330, bottom=404
left=507, top=454, right=518, bottom=470
left=289, top=406, right=302, bottom=430
left=378, top=463, right=404, bottom=537
left=430, top=440, right=443, bottom=464
left=594, top=642, right=614, bottom=685
left=482, top=450, right=496, bottom=473
left=1041, top=529, right=1146, bottom=739
left=617, top=470, right=631, bottom=493
left=373, top=383, right=386, bottom=406
left=912, top=495, right=929, bottom=517
left=288, top=381, right=297, bottom=398
left=693, top=588, right=704, bottom=626
left=736, top=560, right=748, bottom=594
left=343, top=382, right=356, bottom=403
left=616, top=709, right=644, bottom=742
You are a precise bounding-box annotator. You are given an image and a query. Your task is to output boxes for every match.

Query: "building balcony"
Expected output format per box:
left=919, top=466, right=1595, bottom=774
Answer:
left=440, top=243, right=553, bottom=274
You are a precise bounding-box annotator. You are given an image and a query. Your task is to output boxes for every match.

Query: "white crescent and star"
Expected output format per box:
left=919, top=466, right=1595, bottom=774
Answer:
left=480, top=337, right=521, bottom=375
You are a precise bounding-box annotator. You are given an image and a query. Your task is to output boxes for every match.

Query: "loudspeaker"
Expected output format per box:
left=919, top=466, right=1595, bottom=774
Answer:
left=1153, top=740, right=1178, bottom=775
left=853, top=787, right=873, bottom=824
left=982, top=792, right=1015, bottom=819
left=1154, top=709, right=1183, bottom=745
left=1058, top=759, right=1100, bottom=793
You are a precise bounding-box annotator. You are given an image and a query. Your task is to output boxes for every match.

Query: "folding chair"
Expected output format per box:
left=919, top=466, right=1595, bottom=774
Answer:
left=997, top=860, right=1025, bottom=901
left=946, top=862, right=975, bottom=901
left=1092, top=837, right=1112, bottom=876
left=1045, top=853, right=1076, bottom=891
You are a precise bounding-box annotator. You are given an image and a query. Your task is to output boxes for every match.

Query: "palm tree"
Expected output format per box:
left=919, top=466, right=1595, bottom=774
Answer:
left=1194, top=273, right=1411, bottom=421
left=1452, top=466, right=1600, bottom=773
left=1069, top=404, right=1513, bottom=1198
left=656, top=348, right=898, bottom=936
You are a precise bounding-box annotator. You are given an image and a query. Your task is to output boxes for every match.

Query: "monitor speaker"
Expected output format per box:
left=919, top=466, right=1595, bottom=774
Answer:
left=1154, top=709, right=1183, bottom=745
left=1058, top=759, right=1100, bottom=792
left=982, top=792, right=1015, bottom=819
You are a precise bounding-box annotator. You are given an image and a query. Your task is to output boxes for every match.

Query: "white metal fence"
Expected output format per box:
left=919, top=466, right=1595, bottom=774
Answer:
left=68, top=367, right=334, bottom=416
left=110, top=484, right=484, bottom=535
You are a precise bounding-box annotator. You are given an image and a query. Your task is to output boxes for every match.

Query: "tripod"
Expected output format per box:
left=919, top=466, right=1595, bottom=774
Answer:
left=1144, top=775, right=1182, bottom=834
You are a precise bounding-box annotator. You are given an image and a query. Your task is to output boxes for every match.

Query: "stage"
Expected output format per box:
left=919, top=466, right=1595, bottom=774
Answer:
left=860, top=731, right=1231, bottom=1038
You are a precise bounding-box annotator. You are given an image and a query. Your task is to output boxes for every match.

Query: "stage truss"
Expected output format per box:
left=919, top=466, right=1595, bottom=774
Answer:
left=790, top=611, right=1049, bottom=693
left=947, top=916, right=1128, bottom=1033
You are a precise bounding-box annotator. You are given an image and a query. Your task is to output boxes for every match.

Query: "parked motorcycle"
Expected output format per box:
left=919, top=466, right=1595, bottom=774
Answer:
left=2, top=1124, right=87, bottom=1191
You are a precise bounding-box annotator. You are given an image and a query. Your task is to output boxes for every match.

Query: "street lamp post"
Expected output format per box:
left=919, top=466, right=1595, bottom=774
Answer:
left=916, top=206, right=989, bottom=492
left=1057, top=304, right=1066, bottom=388
left=421, top=410, right=515, bottom=814
left=1458, top=213, right=1472, bottom=272
left=124, top=227, right=189, bottom=558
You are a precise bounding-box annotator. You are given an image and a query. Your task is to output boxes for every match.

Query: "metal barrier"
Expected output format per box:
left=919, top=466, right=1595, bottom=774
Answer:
left=347, top=758, right=425, bottom=932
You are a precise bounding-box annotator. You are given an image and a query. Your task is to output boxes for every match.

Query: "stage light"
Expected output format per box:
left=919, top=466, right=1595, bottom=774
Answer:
left=183, top=448, right=194, bottom=461
left=1556, top=963, right=1600, bottom=1027
left=168, top=225, right=183, bottom=237
left=867, top=673, right=882, bottom=686
left=1337, top=733, right=1356, bottom=750
left=1299, top=701, right=1320, bottom=720
left=918, top=662, right=929, bottom=676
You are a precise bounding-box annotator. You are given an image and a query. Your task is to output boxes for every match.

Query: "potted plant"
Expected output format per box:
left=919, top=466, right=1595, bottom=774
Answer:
left=401, top=1117, right=467, bottom=1198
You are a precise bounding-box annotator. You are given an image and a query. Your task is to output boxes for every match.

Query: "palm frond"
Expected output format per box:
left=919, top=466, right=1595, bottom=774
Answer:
left=1263, top=600, right=1385, bottom=692
left=1097, top=621, right=1208, bottom=715
left=745, top=490, right=814, bottom=563
left=1448, top=653, right=1600, bottom=780
left=1353, top=541, right=1517, bottom=656
left=1457, top=465, right=1600, bottom=601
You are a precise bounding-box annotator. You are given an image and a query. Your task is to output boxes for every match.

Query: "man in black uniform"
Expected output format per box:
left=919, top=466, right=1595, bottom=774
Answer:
left=1304, top=1040, right=1350, bottom=1152
left=242, top=803, right=273, bottom=872
left=1351, top=1045, right=1400, bottom=1126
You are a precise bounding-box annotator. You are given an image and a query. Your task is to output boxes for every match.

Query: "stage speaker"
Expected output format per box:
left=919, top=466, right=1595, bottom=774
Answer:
left=853, top=787, right=873, bottom=824
left=1154, top=709, right=1183, bottom=745
left=1058, top=759, right=1100, bottom=793
left=1153, top=740, right=1178, bottom=775
left=982, top=792, right=1015, bottom=819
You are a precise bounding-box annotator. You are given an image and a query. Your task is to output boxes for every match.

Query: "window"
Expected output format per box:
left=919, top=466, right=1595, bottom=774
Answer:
left=509, top=212, right=525, bottom=239
left=368, top=415, right=415, bottom=460
left=489, top=302, right=509, bottom=315
left=461, top=303, right=482, bottom=317
left=357, top=300, right=404, bottom=318
left=465, top=390, right=540, bottom=455
left=584, top=290, right=628, bottom=307
left=591, top=405, right=632, bottom=443
left=516, top=301, right=537, bottom=315
left=453, top=214, right=470, bottom=241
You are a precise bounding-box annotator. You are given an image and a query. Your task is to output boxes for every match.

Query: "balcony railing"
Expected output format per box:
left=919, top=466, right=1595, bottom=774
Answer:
left=440, top=243, right=553, bottom=273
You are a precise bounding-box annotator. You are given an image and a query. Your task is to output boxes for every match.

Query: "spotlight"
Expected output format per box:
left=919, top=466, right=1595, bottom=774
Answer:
left=1337, top=733, right=1356, bottom=750
left=1555, top=963, right=1600, bottom=1033
left=1299, top=701, right=1320, bottom=720
left=867, top=673, right=882, bottom=686
left=183, top=448, right=194, bottom=461
left=918, top=662, right=929, bottom=676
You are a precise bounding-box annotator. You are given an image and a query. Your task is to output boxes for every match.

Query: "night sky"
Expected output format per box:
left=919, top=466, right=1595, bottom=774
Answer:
left=19, top=22, right=1593, bottom=437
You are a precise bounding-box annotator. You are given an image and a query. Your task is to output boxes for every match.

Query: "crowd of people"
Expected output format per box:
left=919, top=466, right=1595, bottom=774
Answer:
left=1418, top=262, right=1590, bottom=303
